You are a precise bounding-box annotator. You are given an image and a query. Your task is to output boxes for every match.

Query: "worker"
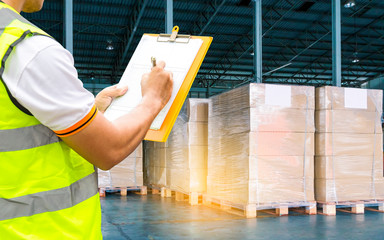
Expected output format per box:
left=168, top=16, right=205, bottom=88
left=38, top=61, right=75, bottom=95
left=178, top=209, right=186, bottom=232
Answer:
left=0, top=0, right=173, bottom=239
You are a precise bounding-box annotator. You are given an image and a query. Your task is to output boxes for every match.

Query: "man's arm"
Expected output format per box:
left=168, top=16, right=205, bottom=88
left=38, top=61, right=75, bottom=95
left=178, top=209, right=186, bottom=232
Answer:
left=61, top=61, right=173, bottom=170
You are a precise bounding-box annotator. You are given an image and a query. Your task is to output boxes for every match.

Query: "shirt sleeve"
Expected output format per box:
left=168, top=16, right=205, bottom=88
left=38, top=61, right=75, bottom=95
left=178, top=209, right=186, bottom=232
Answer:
left=3, top=36, right=97, bottom=136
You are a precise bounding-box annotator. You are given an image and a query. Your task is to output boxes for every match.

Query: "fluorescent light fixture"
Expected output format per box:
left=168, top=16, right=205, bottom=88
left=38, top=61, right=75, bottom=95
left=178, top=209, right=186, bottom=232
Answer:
left=344, top=0, right=356, bottom=8
left=106, top=40, right=114, bottom=51
left=352, top=52, right=359, bottom=63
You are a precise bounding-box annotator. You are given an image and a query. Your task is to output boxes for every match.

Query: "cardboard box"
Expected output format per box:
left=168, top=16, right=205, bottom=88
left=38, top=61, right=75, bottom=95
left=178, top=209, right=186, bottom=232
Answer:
left=187, top=122, right=208, bottom=146
left=315, top=133, right=383, bottom=156
left=315, top=86, right=382, bottom=111
left=209, top=108, right=315, bottom=135
left=315, top=110, right=382, bottom=133
left=209, top=132, right=314, bottom=157
left=315, top=155, right=383, bottom=179
left=187, top=98, right=209, bottom=122
left=315, top=178, right=384, bottom=202
left=209, top=84, right=315, bottom=117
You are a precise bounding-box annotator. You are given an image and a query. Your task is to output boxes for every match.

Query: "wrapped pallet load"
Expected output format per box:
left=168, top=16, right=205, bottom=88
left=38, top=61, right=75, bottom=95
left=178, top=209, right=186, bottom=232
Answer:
left=165, top=98, right=209, bottom=205
left=144, top=98, right=209, bottom=204
left=205, top=83, right=316, bottom=217
left=144, top=141, right=167, bottom=189
left=315, top=86, right=384, bottom=214
left=98, top=143, right=145, bottom=196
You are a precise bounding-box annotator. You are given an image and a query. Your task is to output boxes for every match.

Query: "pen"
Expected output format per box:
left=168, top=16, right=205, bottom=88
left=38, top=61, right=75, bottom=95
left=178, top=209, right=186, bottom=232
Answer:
left=151, top=56, right=156, bottom=67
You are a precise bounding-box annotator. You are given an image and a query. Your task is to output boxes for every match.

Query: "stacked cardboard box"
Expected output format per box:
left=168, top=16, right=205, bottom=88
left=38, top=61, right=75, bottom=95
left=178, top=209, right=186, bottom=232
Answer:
left=315, top=86, right=384, bottom=202
left=98, top=143, right=143, bottom=188
left=165, top=99, right=209, bottom=195
left=144, top=141, right=167, bottom=187
left=206, top=83, right=315, bottom=210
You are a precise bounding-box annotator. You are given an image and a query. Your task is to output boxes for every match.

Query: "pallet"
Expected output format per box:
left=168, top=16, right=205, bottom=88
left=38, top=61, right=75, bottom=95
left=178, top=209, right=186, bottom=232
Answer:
left=317, top=199, right=384, bottom=216
left=202, top=196, right=317, bottom=218
left=149, top=186, right=202, bottom=205
left=99, top=186, right=147, bottom=197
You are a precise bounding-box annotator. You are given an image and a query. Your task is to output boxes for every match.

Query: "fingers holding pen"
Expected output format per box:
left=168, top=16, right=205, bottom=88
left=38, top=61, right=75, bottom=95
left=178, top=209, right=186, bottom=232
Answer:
left=151, top=58, right=166, bottom=70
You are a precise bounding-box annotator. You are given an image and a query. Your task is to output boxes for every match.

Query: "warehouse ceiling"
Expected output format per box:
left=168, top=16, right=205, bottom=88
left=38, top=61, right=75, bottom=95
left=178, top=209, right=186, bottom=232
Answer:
left=23, top=0, right=384, bottom=96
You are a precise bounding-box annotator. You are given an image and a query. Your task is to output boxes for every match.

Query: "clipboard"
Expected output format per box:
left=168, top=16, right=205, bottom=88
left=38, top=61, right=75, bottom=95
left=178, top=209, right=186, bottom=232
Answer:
left=104, top=26, right=212, bottom=142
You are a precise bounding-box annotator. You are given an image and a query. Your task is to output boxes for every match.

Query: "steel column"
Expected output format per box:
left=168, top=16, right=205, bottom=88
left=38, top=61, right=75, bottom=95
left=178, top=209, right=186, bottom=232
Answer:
left=332, top=0, right=342, bottom=87
left=64, top=0, right=73, bottom=54
left=253, top=0, right=262, bottom=83
left=165, top=0, right=173, bottom=34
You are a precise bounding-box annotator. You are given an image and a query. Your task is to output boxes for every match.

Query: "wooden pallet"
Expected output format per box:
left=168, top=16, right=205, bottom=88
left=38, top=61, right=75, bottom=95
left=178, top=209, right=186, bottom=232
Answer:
left=149, top=186, right=202, bottom=205
left=202, top=196, right=317, bottom=218
left=317, top=199, right=384, bottom=216
left=147, top=184, right=164, bottom=195
left=99, top=186, right=147, bottom=197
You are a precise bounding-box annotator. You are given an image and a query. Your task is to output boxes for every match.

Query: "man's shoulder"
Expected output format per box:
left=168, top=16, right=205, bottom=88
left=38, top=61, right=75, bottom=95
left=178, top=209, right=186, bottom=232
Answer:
left=11, top=34, right=70, bottom=68
left=20, top=35, right=62, bottom=54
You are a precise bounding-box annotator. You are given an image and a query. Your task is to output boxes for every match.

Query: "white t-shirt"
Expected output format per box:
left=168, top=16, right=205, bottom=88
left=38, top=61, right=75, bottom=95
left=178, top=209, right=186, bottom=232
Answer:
left=2, top=35, right=96, bottom=137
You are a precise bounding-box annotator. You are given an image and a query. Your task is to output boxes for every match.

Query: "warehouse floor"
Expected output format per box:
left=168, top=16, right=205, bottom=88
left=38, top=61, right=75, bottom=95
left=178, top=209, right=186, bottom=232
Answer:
left=101, top=193, right=384, bottom=240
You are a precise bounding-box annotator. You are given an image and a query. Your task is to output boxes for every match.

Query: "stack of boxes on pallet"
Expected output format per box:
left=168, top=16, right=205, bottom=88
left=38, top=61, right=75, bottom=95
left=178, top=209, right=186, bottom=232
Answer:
left=122, top=83, right=383, bottom=217
left=165, top=99, right=209, bottom=204
left=315, top=87, right=384, bottom=205
left=144, top=141, right=167, bottom=188
left=144, top=99, right=209, bottom=204
left=98, top=143, right=144, bottom=191
left=205, top=83, right=316, bottom=217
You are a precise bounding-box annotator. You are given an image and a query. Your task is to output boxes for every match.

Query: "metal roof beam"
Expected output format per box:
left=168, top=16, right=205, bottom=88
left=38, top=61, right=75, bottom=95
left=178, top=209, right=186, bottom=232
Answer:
left=193, top=0, right=227, bottom=35
left=110, top=0, right=148, bottom=83
left=206, top=0, right=302, bottom=87
left=280, top=12, right=384, bottom=84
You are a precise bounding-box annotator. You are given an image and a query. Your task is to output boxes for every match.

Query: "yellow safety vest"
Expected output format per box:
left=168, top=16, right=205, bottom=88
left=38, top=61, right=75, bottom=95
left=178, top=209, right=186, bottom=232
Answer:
left=0, top=2, right=102, bottom=239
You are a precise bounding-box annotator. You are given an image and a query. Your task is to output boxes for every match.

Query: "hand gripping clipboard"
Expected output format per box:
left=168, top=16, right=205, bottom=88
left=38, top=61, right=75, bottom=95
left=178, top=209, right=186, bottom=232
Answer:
left=104, top=26, right=212, bottom=142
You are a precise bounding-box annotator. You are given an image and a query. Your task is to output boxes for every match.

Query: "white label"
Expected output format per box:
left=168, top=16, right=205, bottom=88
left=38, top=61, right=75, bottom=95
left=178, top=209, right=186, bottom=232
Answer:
left=344, top=88, right=367, bottom=109
left=265, top=85, right=291, bottom=107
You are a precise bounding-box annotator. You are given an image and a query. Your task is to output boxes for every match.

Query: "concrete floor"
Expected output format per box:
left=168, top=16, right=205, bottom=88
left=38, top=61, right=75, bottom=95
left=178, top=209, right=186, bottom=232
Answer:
left=101, top=193, right=384, bottom=240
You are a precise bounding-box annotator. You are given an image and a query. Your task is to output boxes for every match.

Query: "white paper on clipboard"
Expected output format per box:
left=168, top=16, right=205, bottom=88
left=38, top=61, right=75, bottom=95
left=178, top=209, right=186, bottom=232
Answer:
left=104, top=35, right=203, bottom=130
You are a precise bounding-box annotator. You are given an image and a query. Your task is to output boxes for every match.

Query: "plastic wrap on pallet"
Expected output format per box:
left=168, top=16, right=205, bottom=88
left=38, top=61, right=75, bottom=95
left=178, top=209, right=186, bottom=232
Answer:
left=143, top=141, right=167, bottom=187
left=206, top=83, right=315, bottom=209
left=144, top=98, right=209, bottom=194
left=98, top=143, right=143, bottom=188
left=165, top=98, right=209, bottom=194
left=315, top=86, right=384, bottom=203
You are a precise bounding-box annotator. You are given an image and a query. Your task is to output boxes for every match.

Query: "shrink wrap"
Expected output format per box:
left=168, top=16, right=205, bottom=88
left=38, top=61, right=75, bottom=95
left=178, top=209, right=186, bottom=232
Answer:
left=144, top=99, right=209, bottom=194
left=206, top=83, right=315, bottom=209
left=314, top=86, right=384, bottom=203
left=98, top=143, right=143, bottom=188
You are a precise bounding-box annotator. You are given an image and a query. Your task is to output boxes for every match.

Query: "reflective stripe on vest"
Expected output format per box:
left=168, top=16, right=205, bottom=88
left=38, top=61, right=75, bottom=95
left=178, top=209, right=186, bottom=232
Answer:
left=0, top=6, right=47, bottom=115
left=0, top=124, right=59, bottom=152
left=0, top=171, right=98, bottom=221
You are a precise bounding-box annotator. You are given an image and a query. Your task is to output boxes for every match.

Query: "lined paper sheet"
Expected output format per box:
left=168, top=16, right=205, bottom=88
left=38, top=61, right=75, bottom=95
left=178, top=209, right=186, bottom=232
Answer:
left=104, top=35, right=203, bottom=130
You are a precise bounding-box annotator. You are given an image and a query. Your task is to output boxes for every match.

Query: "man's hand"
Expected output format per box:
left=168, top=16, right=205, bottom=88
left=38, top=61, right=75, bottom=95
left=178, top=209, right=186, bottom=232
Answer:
left=141, top=60, right=173, bottom=113
left=62, top=61, right=173, bottom=170
left=95, top=85, right=128, bottom=113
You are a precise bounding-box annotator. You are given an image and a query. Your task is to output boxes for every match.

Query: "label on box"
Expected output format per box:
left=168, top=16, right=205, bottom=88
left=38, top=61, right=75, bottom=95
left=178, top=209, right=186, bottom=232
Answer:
left=344, top=88, right=367, bottom=109
left=265, top=85, right=291, bottom=107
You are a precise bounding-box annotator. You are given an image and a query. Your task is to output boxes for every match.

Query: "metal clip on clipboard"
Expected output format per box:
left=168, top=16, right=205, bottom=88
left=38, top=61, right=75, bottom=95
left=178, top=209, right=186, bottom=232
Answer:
left=157, top=26, right=190, bottom=43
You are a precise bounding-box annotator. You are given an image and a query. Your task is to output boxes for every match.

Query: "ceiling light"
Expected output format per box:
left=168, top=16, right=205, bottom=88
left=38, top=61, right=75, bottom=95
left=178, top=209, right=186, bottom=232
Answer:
left=106, top=40, right=114, bottom=51
left=344, top=0, right=356, bottom=8
left=352, top=52, right=359, bottom=63
left=250, top=52, right=254, bottom=56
